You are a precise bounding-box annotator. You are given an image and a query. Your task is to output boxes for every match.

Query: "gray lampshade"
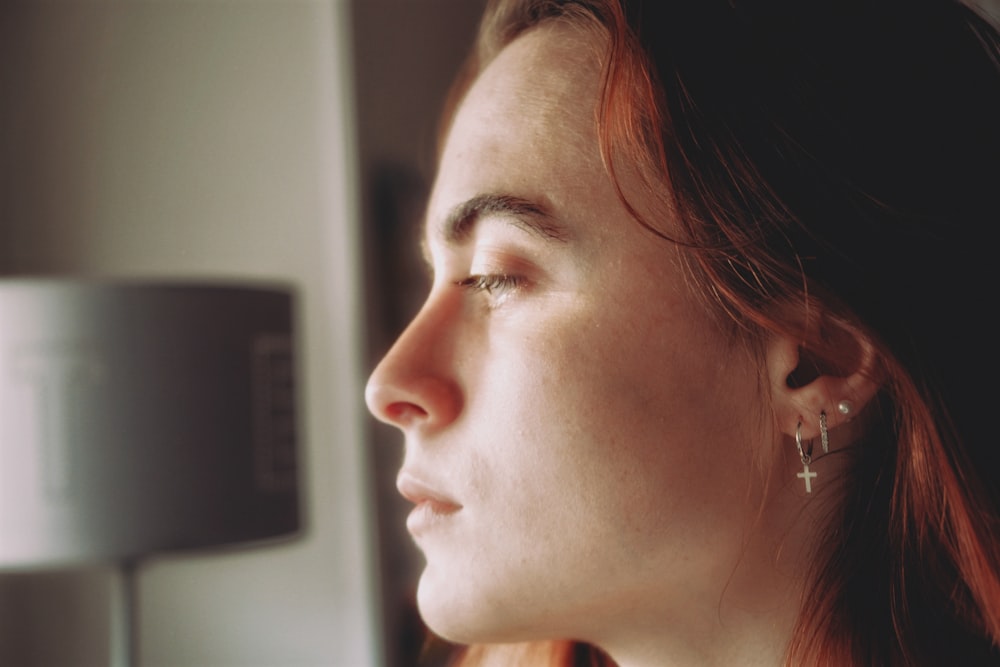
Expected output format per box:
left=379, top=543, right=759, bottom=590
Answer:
left=0, top=279, right=301, bottom=570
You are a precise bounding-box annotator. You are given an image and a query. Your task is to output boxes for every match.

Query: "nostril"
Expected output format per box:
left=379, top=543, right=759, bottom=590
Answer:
left=385, top=401, right=429, bottom=426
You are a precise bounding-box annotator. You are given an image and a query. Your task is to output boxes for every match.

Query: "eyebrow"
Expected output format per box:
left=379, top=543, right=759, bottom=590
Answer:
left=437, top=193, right=571, bottom=245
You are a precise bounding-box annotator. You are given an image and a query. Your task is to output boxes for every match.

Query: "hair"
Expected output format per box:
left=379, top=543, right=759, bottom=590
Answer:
left=431, top=1, right=1000, bottom=665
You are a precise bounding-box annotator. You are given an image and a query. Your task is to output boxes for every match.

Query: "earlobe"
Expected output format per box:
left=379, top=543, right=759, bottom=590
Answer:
left=766, top=325, right=881, bottom=442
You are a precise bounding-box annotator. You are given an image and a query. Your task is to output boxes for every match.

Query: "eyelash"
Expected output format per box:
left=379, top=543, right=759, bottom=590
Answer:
left=456, top=273, right=523, bottom=295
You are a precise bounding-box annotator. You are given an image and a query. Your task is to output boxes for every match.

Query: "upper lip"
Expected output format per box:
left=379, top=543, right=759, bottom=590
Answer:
left=397, top=470, right=462, bottom=510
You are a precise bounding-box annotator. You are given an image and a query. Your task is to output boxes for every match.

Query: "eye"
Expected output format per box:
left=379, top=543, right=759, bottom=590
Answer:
left=456, top=273, right=524, bottom=310
left=456, top=273, right=523, bottom=296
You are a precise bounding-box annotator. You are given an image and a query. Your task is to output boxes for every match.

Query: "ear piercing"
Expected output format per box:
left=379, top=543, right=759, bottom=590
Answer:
left=795, top=403, right=854, bottom=492
left=795, top=420, right=816, bottom=493
left=795, top=409, right=833, bottom=493
left=819, top=410, right=829, bottom=454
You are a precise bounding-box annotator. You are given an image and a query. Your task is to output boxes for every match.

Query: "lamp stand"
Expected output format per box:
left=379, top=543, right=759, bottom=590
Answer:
left=109, top=560, right=139, bottom=667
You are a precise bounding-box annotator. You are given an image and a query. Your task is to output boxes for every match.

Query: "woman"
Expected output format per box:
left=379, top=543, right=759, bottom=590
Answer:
left=365, top=0, right=1000, bottom=664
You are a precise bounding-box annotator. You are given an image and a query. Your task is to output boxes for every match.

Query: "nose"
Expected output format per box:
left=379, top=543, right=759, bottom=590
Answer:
left=365, top=296, right=462, bottom=432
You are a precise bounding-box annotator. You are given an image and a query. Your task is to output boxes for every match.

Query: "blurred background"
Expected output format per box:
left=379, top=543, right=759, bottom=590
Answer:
left=0, top=1, right=483, bottom=666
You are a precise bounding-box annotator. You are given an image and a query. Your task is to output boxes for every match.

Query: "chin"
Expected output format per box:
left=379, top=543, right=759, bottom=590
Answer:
left=416, top=569, right=541, bottom=646
left=416, top=572, right=485, bottom=643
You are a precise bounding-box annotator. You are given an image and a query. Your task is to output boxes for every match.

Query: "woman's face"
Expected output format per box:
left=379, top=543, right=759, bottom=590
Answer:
left=366, top=25, right=772, bottom=647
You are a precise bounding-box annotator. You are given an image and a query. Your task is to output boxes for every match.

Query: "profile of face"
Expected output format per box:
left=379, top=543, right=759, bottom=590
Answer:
left=365, top=24, right=793, bottom=653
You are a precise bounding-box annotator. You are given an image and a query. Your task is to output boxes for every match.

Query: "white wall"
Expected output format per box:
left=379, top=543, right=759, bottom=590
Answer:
left=0, top=2, right=379, bottom=666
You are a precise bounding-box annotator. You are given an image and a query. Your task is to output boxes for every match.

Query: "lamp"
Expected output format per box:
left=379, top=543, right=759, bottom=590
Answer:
left=0, top=278, right=302, bottom=666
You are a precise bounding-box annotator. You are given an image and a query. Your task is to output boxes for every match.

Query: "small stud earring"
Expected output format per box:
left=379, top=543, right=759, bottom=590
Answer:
left=837, top=400, right=853, bottom=416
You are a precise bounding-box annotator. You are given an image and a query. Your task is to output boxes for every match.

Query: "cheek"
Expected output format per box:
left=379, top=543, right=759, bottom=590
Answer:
left=474, top=311, right=691, bottom=500
left=487, top=286, right=755, bottom=539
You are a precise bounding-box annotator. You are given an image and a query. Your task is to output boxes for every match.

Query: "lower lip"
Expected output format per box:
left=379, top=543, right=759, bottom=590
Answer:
left=406, top=500, right=461, bottom=536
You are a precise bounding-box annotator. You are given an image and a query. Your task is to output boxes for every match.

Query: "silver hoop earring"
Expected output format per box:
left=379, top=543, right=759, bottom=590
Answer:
left=795, top=420, right=816, bottom=493
left=820, top=410, right=829, bottom=454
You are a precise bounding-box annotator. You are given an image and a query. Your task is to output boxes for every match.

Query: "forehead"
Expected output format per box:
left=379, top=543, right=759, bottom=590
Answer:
left=426, top=24, right=608, bottom=242
left=470, top=22, right=602, bottom=114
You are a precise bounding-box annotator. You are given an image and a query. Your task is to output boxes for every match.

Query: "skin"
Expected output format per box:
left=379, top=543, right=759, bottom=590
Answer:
left=365, top=22, right=860, bottom=667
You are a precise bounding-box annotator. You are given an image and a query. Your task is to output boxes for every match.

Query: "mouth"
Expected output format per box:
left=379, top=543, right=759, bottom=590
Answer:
left=397, top=471, right=462, bottom=534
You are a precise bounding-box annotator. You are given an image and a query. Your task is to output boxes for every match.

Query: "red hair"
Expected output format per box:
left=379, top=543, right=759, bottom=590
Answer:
left=433, top=1, right=1000, bottom=664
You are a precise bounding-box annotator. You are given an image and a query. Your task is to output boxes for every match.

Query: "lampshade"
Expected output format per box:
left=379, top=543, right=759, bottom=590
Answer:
left=0, top=279, right=301, bottom=570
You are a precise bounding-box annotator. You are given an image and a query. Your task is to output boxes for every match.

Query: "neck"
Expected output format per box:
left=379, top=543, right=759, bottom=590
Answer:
left=593, top=557, right=800, bottom=667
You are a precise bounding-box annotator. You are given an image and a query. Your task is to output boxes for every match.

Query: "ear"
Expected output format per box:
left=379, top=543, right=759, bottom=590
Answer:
left=766, top=322, right=881, bottom=442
